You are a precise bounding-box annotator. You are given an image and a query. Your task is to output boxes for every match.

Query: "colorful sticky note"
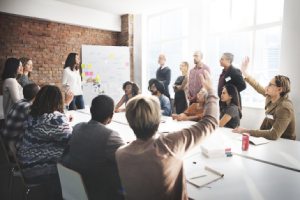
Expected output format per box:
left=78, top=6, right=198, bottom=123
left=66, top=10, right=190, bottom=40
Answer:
left=95, top=74, right=100, bottom=83
left=82, top=73, right=86, bottom=78
left=88, top=64, right=92, bottom=69
left=81, top=64, right=86, bottom=69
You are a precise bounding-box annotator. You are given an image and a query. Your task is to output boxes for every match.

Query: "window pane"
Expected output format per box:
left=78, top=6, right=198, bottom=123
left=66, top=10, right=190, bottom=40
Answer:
left=256, top=0, right=284, bottom=24
left=161, top=39, right=188, bottom=97
left=161, top=9, right=187, bottom=40
left=148, top=16, right=161, bottom=42
left=242, top=26, right=282, bottom=107
left=209, top=0, right=231, bottom=33
left=147, top=43, right=160, bottom=82
left=206, top=32, right=253, bottom=90
left=232, top=0, right=254, bottom=28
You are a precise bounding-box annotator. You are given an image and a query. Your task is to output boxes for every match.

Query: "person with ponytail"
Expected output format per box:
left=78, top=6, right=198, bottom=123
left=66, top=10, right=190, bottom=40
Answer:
left=233, top=57, right=295, bottom=140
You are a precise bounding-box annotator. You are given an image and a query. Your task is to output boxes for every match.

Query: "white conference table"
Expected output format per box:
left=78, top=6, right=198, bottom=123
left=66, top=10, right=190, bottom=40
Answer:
left=69, top=109, right=300, bottom=199
left=185, top=153, right=300, bottom=200
left=207, top=128, right=300, bottom=172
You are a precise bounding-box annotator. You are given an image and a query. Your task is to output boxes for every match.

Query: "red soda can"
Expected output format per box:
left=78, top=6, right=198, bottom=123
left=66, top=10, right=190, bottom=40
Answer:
left=242, top=133, right=250, bottom=151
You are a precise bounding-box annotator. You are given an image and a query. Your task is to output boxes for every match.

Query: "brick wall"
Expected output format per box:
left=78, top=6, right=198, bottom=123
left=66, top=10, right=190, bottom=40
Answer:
left=118, top=14, right=134, bottom=81
left=0, top=12, right=131, bottom=94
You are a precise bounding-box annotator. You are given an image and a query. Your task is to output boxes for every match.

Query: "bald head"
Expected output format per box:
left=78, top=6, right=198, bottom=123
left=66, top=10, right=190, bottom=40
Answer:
left=158, top=54, right=166, bottom=66
left=193, top=51, right=203, bottom=65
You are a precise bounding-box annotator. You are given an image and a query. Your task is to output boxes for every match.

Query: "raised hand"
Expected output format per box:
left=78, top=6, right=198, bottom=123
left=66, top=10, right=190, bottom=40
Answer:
left=199, top=70, right=213, bottom=91
left=241, top=57, right=250, bottom=77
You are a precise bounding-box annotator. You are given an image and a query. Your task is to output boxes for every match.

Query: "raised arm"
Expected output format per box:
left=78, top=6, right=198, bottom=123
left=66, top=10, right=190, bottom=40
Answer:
left=163, top=70, right=219, bottom=156
left=241, top=57, right=266, bottom=96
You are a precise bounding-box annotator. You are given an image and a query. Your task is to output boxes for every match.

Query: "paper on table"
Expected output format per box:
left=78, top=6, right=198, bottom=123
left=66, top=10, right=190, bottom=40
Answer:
left=187, top=166, right=224, bottom=188
left=249, top=136, right=270, bottom=145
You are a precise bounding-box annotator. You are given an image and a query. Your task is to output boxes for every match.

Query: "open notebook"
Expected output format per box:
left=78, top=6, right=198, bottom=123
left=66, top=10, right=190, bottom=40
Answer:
left=249, top=136, right=270, bottom=145
left=187, top=166, right=224, bottom=188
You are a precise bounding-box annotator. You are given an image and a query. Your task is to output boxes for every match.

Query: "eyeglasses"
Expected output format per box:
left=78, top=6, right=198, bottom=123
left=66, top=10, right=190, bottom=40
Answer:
left=267, top=83, right=277, bottom=87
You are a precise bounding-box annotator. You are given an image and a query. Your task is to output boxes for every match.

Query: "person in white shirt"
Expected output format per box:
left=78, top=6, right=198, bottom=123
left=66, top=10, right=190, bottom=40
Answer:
left=62, top=53, right=84, bottom=110
left=2, top=57, right=24, bottom=118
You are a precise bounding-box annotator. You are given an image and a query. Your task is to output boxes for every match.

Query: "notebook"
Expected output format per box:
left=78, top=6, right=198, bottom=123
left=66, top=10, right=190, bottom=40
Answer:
left=249, top=136, right=270, bottom=145
left=187, top=166, right=224, bottom=188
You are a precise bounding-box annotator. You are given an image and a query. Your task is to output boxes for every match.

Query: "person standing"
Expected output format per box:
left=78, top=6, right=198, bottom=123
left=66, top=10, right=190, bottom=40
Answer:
left=218, top=53, right=246, bottom=106
left=173, top=62, right=189, bottom=114
left=62, top=52, right=84, bottom=110
left=156, top=54, right=171, bottom=99
left=187, top=51, right=210, bottom=105
left=1, top=58, right=23, bottom=119
left=18, top=57, right=34, bottom=87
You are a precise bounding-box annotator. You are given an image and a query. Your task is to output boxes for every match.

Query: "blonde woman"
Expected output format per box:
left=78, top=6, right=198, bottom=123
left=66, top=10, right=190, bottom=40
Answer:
left=18, top=57, right=34, bottom=87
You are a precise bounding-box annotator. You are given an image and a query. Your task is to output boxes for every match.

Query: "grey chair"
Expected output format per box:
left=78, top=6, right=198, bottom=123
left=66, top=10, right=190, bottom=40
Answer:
left=57, top=163, right=89, bottom=200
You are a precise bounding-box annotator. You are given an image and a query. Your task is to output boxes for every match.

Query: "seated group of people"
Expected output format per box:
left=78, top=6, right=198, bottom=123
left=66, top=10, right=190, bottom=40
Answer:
left=0, top=54, right=295, bottom=199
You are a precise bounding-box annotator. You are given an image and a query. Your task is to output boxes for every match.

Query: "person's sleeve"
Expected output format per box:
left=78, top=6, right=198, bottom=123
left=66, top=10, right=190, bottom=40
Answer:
left=233, top=69, right=246, bottom=92
left=160, top=89, right=219, bottom=157
left=225, top=106, right=237, bottom=118
left=161, top=97, right=172, bottom=116
left=62, top=69, right=68, bottom=85
left=244, top=75, right=266, bottom=96
left=6, top=79, right=22, bottom=103
left=249, top=106, right=293, bottom=140
left=106, top=131, right=125, bottom=162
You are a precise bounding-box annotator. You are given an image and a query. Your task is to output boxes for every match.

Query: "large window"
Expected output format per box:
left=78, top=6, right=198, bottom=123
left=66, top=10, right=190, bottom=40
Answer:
left=146, top=8, right=188, bottom=97
left=206, top=0, right=284, bottom=107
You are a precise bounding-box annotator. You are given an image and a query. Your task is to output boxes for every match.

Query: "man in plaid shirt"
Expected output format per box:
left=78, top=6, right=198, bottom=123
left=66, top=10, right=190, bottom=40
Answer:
left=2, top=83, right=39, bottom=152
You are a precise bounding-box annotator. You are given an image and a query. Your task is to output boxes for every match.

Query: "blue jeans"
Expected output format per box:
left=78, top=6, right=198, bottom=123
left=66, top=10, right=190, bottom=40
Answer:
left=68, top=95, right=85, bottom=110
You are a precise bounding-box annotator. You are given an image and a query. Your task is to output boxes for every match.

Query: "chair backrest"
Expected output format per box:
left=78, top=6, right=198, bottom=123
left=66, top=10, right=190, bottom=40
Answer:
left=57, top=163, right=89, bottom=200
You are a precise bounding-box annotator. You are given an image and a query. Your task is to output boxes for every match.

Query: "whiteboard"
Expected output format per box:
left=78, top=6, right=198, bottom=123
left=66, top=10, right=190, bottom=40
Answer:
left=81, top=45, right=130, bottom=106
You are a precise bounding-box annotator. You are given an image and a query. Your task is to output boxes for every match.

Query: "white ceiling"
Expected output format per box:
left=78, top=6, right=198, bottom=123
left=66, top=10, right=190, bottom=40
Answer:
left=56, top=0, right=186, bottom=15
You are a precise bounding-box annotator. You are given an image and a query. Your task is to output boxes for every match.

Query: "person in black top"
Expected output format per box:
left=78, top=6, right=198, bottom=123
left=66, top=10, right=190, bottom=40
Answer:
left=156, top=54, right=171, bottom=99
left=218, top=53, right=246, bottom=106
left=173, top=62, right=189, bottom=114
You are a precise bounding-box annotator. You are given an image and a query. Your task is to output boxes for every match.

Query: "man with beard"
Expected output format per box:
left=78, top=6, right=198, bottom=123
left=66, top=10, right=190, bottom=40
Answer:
left=187, top=51, right=210, bottom=105
left=148, top=79, right=172, bottom=116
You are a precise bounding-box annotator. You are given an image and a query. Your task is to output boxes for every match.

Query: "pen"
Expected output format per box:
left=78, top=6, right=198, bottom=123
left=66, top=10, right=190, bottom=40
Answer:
left=190, top=175, right=207, bottom=179
left=204, top=166, right=224, bottom=177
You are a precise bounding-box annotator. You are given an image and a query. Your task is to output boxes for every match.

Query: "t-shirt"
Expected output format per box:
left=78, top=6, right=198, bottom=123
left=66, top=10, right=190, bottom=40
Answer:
left=220, top=104, right=240, bottom=128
